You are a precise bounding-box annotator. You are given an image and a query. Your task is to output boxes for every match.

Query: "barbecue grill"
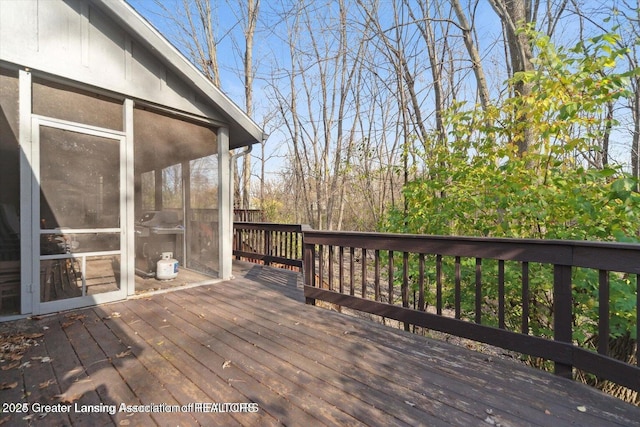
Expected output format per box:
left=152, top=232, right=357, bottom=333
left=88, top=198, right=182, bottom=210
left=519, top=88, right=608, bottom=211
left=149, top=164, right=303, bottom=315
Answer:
left=135, top=210, right=184, bottom=278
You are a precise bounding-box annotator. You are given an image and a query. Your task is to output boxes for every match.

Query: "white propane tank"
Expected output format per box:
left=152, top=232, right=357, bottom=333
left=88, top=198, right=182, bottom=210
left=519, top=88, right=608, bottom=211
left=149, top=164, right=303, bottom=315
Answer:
left=156, top=252, right=178, bottom=280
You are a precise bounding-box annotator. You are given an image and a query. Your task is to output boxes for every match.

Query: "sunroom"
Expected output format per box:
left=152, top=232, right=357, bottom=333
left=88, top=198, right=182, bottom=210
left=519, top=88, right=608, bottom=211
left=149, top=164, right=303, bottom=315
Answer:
left=0, top=0, right=264, bottom=318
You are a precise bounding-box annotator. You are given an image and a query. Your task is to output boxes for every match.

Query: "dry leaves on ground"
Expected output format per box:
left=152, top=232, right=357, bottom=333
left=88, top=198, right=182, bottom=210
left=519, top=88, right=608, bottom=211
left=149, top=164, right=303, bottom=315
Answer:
left=55, top=392, right=84, bottom=404
left=0, top=382, right=18, bottom=390
left=0, top=332, right=45, bottom=371
left=115, top=350, right=132, bottom=358
left=39, top=379, right=56, bottom=389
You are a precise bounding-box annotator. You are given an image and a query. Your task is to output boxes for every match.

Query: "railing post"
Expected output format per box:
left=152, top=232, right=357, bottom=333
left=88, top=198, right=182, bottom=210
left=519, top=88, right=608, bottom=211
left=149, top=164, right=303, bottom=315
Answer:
left=554, top=264, right=573, bottom=379
left=304, top=240, right=316, bottom=305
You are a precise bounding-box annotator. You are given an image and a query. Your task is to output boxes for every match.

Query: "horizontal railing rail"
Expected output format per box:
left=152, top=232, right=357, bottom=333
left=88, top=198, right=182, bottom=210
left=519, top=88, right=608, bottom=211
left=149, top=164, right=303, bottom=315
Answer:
left=302, top=230, right=640, bottom=394
left=234, top=209, right=265, bottom=222
left=233, top=222, right=307, bottom=270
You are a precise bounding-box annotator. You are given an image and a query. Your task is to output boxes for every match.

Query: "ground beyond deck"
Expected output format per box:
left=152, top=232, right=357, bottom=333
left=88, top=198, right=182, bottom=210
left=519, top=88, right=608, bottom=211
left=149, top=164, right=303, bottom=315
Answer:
left=1, top=263, right=639, bottom=426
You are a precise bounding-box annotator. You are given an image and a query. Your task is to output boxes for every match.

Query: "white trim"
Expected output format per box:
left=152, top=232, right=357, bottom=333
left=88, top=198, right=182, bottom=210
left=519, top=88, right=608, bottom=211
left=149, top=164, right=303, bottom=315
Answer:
left=19, top=69, right=33, bottom=315
left=218, top=127, right=231, bottom=280
left=123, top=98, right=135, bottom=296
left=40, top=251, right=121, bottom=261
left=40, top=228, right=121, bottom=234
left=31, top=115, right=126, bottom=137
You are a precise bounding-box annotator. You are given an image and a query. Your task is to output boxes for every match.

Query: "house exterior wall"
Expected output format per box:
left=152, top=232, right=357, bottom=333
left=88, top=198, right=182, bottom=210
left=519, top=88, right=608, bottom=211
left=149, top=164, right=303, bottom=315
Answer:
left=0, top=0, right=255, bottom=317
left=0, top=0, right=224, bottom=124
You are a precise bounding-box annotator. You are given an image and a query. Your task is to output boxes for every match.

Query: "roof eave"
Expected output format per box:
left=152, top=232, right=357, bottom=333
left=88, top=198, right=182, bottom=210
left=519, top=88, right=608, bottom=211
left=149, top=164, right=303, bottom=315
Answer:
left=92, top=0, right=264, bottom=148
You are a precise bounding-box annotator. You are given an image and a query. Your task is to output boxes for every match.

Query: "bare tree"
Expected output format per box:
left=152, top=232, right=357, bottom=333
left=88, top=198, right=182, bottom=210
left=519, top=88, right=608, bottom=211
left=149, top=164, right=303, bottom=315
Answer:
left=449, top=0, right=491, bottom=110
left=269, top=0, right=368, bottom=230
left=235, top=0, right=260, bottom=209
left=151, top=0, right=222, bottom=87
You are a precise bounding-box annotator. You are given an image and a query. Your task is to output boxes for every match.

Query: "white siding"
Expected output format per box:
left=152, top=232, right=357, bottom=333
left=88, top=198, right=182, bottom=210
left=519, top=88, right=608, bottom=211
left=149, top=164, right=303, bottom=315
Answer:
left=0, top=0, right=223, bottom=122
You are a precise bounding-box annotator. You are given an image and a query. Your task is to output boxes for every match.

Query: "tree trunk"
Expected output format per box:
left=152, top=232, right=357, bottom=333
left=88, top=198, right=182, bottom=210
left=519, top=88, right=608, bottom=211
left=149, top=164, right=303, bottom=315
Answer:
left=489, top=0, right=535, bottom=154
left=450, top=0, right=491, bottom=111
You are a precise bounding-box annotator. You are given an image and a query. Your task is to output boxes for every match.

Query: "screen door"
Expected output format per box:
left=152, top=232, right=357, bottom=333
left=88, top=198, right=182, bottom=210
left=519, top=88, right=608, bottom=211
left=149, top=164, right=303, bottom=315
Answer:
left=32, top=117, right=128, bottom=313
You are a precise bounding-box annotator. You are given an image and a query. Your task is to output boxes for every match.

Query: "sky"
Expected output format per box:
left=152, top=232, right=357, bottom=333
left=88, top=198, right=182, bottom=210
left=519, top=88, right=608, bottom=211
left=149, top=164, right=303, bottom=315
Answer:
left=124, top=0, right=637, bottom=179
left=126, top=0, right=291, bottom=177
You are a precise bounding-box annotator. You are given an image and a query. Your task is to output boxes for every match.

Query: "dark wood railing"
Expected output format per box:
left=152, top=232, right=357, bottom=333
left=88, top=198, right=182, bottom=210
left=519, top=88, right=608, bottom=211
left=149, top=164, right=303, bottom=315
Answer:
left=234, top=209, right=265, bottom=222
left=233, top=222, right=306, bottom=270
left=302, top=230, right=640, bottom=393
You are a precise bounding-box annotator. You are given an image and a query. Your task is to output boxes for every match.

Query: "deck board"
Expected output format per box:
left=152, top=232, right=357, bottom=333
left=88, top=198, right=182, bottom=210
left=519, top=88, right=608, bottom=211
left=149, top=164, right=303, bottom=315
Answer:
left=1, top=262, right=640, bottom=426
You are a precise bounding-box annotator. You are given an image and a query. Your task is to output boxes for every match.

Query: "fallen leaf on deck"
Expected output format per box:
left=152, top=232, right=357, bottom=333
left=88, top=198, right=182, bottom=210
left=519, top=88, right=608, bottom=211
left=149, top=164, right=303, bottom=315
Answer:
left=61, top=321, right=75, bottom=329
left=110, top=312, right=121, bottom=318
left=0, top=382, right=18, bottom=390
left=19, top=361, right=31, bottom=369
left=65, top=314, right=86, bottom=321
left=26, top=333, right=44, bottom=339
left=39, top=379, right=56, bottom=389
left=40, top=357, right=52, bottom=363
left=2, top=361, right=20, bottom=370
left=28, top=315, right=44, bottom=320
left=116, top=350, right=132, bottom=358
left=545, top=409, right=551, bottom=415
left=405, top=400, right=416, bottom=407
left=577, top=405, right=587, bottom=412
left=55, top=392, right=83, bottom=403
left=222, top=360, right=232, bottom=369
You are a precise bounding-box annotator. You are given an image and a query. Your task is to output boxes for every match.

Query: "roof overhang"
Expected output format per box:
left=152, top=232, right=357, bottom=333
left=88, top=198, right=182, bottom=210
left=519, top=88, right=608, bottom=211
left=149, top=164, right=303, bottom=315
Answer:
left=92, top=0, right=265, bottom=149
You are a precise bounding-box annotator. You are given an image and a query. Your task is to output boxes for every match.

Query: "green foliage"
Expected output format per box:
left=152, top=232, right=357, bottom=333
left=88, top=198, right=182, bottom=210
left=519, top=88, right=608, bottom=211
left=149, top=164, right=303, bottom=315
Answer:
left=382, top=32, right=639, bottom=349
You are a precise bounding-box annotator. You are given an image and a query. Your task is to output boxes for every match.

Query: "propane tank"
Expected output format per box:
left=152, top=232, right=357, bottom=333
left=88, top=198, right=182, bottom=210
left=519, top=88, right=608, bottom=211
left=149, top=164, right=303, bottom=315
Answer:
left=156, top=252, right=178, bottom=280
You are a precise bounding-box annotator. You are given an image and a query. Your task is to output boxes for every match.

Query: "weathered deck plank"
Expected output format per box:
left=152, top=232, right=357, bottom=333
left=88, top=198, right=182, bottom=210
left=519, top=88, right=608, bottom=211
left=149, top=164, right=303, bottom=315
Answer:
left=1, top=262, right=639, bottom=426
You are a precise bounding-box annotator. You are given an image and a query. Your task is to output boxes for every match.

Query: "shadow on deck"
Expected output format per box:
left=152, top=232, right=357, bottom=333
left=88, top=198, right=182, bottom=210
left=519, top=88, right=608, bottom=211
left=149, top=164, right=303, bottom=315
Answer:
left=1, top=262, right=639, bottom=426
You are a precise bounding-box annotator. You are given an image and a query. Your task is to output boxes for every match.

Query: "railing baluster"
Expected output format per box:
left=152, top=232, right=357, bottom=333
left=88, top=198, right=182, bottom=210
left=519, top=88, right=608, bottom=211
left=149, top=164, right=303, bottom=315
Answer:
left=294, top=231, right=298, bottom=259
left=280, top=231, right=285, bottom=257
left=318, top=244, right=324, bottom=289
left=374, top=249, right=380, bottom=302
left=350, top=247, right=355, bottom=296
left=266, top=230, right=273, bottom=265
left=418, top=253, right=425, bottom=312
left=361, top=248, right=367, bottom=299
left=402, top=252, right=409, bottom=308
left=455, top=256, right=461, bottom=319
left=475, top=258, right=482, bottom=324
left=402, top=252, right=410, bottom=331
left=328, top=245, right=334, bottom=291
left=522, top=261, right=529, bottom=334
left=388, top=250, right=394, bottom=305
left=339, top=246, right=344, bottom=294
left=499, top=260, right=505, bottom=329
left=436, top=254, right=442, bottom=316
left=598, top=270, right=610, bottom=356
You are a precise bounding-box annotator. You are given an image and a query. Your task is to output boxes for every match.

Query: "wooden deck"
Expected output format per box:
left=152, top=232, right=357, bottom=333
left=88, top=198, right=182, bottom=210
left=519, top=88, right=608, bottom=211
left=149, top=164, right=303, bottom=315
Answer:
left=1, top=263, right=639, bottom=426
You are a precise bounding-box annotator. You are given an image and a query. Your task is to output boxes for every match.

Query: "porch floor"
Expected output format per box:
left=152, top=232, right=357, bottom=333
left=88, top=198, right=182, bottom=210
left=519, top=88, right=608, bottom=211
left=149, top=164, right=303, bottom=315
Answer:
left=1, top=262, right=639, bottom=426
